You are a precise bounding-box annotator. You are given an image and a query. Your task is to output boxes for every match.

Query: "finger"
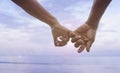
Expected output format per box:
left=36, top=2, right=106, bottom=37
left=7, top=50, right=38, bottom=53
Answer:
left=59, top=36, right=69, bottom=46
left=83, top=37, right=89, bottom=42
left=71, top=36, right=81, bottom=43
left=86, top=41, right=93, bottom=52
left=57, top=36, right=63, bottom=42
left=59, top=36, right=69, bottom=42
left=53, top=36, right=58, bottom=46
left=84, top=38, right=89, bottom=43
left=74, top=39, right=85, bottom=48
left=69, top=32, right=76, bottom=38
left=56, top=41, right=67, bottom=46
left=55, top=41, right=59, bottom=46
left=82, top=37, right=89, bottom=45
left=78, top=45, right=85, bottom=53
left=55, top=36, right=68, bottom=46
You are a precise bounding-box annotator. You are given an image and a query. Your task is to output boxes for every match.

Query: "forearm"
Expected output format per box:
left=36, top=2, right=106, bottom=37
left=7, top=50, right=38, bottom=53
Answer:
left=12, top=0, right=59, bottom=27
left=86, top=0, right=112, bottom=29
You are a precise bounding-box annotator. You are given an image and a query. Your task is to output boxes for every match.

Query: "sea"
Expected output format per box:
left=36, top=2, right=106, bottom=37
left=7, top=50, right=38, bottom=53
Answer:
left=0, top=56, right=120, bottom=73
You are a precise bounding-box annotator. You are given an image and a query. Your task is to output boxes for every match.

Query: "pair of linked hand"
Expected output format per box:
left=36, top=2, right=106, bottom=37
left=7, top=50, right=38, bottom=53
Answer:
left=12, top=0, right=111, bottom=53
left=51, top=23, right=97, bottom=53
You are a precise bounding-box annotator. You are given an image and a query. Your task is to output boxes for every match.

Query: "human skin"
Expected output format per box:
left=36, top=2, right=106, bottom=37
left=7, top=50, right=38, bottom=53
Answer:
left=12, top=0, right=71, bottom=46
left=12, top=0, right=112, bottom=53
left=70, top=0, right=112, bottom=53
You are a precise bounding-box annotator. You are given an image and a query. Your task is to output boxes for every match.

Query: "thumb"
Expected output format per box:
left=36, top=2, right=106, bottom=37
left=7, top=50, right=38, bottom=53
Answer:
left=69, top=32, right=76, bottom=38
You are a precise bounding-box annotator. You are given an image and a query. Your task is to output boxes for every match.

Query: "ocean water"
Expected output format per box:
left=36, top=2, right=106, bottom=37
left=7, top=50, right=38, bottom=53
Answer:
left=0, top=56, right=120, bottom=73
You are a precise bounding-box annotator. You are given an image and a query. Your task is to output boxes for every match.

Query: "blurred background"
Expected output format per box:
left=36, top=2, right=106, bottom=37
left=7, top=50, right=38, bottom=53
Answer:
left=0, top=0, right=120, bottom=73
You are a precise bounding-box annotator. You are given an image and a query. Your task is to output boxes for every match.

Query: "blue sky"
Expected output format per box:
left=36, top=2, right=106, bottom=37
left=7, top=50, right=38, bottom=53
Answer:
left=0, top=0, right=120, bottom=56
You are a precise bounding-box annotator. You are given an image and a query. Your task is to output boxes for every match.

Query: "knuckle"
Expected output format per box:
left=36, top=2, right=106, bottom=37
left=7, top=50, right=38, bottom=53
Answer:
left=74, top=43, right=79, bottom=48
left=92, top=39, right=95, bottom=42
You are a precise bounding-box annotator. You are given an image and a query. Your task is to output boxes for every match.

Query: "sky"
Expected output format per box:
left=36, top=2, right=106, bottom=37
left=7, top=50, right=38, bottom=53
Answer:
left=0, top=0, right=120, bottom=57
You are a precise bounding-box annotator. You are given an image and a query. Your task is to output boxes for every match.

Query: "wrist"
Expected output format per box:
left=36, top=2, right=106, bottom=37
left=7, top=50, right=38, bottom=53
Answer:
left=48, top=18, right=60, bottom=28
left=85, top=20, right=98, bottom=30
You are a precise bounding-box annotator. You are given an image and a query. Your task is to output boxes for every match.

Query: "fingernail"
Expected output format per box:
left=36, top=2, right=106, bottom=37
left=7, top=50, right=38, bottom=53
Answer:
left=87, top=49, right=90, bottom=52
left=78, top=49, right=82, bottom=53
left=78, top=50, right=81, bottom=53
left=56, top=43, right=60, bottom=46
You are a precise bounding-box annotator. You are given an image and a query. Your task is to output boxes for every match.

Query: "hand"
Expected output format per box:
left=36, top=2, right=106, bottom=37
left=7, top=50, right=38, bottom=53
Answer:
left=51, top=24, right=71, bottom=46
left=70, top=23, right=97, bottom=53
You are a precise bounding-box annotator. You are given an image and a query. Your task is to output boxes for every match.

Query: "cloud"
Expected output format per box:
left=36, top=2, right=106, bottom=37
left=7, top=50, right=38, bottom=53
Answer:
left=0, top=0, right=53, bottom=56
left=64, top=0, right=93, bottom=21
left=0, top=0, right=120, bottom=56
